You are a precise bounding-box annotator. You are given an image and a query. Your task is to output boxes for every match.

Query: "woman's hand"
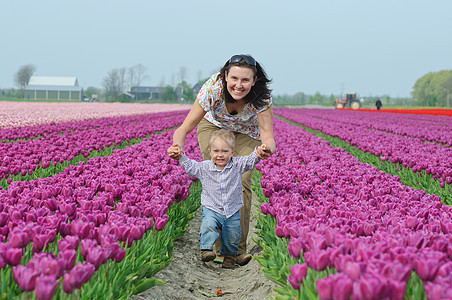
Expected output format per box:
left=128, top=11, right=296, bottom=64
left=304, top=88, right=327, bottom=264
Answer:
left=256, top=144, right=273, bottom=159
left=167, top=144, right=182, bottom=160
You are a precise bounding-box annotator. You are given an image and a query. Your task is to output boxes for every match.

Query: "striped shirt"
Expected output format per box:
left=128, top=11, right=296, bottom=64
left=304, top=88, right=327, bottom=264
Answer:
left=179, top=151, right=260, bottom=218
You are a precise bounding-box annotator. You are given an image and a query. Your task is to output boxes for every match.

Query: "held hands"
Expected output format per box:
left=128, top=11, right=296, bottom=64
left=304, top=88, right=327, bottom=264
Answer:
left=167, top=144, right=182, bottom=160
left=256, top=144, right=273, bottom=160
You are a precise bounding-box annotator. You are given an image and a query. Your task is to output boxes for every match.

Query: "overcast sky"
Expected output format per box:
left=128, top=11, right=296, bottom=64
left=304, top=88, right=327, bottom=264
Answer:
left=1, top=0, right=451, bottom=98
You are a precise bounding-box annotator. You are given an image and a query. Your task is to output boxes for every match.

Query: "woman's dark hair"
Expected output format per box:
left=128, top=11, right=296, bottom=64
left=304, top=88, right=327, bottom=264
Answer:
left=219, top=55, right=272, bottom=109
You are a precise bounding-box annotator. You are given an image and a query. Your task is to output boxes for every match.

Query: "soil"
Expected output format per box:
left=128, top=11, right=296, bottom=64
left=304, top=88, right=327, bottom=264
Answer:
left=133, top=193, right=278, bottom=300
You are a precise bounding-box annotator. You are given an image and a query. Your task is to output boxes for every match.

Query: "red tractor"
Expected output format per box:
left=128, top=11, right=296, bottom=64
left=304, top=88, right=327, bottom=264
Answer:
left=335, top=92, right=361, bottom=109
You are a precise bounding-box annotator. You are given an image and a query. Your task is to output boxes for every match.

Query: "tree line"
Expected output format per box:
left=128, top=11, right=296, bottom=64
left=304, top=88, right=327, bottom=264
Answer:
left=412, top=70, right=452, bottom=107
left=6, top=64, right=452, bottom=107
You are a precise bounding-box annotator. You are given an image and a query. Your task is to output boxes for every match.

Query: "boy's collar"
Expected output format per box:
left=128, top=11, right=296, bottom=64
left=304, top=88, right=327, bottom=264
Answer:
left=209, top=157, right=234, bottom=171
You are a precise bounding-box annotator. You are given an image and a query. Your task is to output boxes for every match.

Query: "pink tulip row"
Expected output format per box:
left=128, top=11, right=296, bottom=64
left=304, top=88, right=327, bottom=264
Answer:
left=0, top=101, right=192, bottom=129
left=274, top=108, right=452, bottom=186
left=0, top=110, right=186, bottom=142
left=283, top=108, right=452, bottom=146
left=258, top=118, right=452, bottom=300
left=0, top=112, right=188, bottom=181
left=0, top=128, right=201, bottom=298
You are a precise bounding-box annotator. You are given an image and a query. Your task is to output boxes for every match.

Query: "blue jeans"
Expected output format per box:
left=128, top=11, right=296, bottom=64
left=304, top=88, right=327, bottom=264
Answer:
left=200, top=207, right=241, bottom=256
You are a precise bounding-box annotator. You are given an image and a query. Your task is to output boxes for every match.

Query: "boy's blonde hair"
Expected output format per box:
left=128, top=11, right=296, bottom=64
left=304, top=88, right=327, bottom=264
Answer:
left=209, top=129, right=235, bottom=149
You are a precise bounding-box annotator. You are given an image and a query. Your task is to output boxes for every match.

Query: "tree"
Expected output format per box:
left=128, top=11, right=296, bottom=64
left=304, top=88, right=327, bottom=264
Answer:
left=179, top=81, right=195, bottom=103
left=102, top=69, right=123, bottom=100
left=127, top=64, right=149, bottom=89
left=160, top=86, right=177, bottom=102
left=308, top=91, right=324, bottom=104
left=178, top=66, right=188, bottom=84
left=14, top=64, right=36, bottom=98
left=412, top=70, right=452, bottom=106
left=118, top=67, right=127, bottom=93
left=85, top=86, right=101, bottom=99
left=327, top=94, right=336, bottom=106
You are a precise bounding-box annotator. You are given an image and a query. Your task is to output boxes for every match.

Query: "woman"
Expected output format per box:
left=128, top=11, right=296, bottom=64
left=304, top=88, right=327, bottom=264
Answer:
left=170, top=54, right=275, bottom=266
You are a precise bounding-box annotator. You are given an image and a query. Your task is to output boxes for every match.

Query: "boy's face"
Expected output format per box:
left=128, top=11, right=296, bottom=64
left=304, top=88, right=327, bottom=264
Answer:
left=209, top=138, right=234, bottom=169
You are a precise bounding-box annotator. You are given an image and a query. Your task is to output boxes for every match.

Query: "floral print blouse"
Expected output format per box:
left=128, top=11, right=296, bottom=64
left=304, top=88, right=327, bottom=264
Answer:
left=196, top=73, right=272, bottom=140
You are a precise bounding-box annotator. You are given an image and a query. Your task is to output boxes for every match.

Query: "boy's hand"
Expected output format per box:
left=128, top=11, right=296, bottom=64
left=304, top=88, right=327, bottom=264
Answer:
left=256, top=144, right=272, bottom=159
left=167, top=144, right=182, bottom=160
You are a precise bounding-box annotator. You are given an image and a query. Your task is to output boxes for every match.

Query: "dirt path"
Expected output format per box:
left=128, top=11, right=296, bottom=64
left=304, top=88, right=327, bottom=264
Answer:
left=133, top=193, right=277, bottom=299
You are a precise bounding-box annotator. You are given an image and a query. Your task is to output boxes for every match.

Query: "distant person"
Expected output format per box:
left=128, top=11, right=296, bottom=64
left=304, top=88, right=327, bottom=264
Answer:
left=167, top=129, right=269, bottom=268
left=375, top=98, right=383, bottom=110
left=168, top=54, right=275, bottom=266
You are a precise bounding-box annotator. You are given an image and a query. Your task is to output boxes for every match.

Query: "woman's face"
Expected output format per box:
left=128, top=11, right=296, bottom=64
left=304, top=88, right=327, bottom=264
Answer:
left=225, top=66, right=256, bottom=101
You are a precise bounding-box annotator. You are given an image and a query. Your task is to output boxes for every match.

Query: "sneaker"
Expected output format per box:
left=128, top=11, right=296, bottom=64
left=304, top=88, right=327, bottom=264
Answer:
left=200, top=250, right=216, bottom=262
left=235, top=253, right=252, bottom=266
left=222, top=255, right=237, bottom=269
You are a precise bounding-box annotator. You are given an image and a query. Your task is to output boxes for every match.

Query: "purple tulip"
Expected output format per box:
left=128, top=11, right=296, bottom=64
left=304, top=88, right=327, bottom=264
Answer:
left=117, top=225, right=131, bottom=241
left=71, top=219, right=93, bottom=239
left=412, top=257, right=440, bottom=281
left=288, top=238, right=303, bottom=259
left=86, top=246, right=106, bottom=270
left=344, top=261, right=361, bottom=280
left=115, top=248, right=126, bottom=263
left=35, top=274, right=58, bottom=300
left=406, top=216, right=419, bottom=229
left=388, top=280, right=406, bottom=300
left=9, top=231, right=30, bottom=249
left=275, top=225, right=285, bottom=238
left=317, top=276, right=334, bottom=300
left=81, top=239, right=98, bottom=259
left=304, top=249, right=330, bottom=271
left=333, top=275, right=353, bottom=300
left=130, top=225, right=144, bottom=241
left=13, top=265, right=39, bottom=291
left=4, top=247, right=23, bottom=266
left=357, top=275, right=384, bottom=300
left=32, top=234, right=48, bottom=253
left=0, top=212, right=9, bottom=227
left=154, top=215, right=168, bottom=231
left=59, top=249, right=77, bottom=270
left=63, top=273, right=74, bottom=294
left=28, top=252, right=65, bottom=279
left=424, top=282, right=452, bottom=300
left=288, top=263, right=308, bottom=290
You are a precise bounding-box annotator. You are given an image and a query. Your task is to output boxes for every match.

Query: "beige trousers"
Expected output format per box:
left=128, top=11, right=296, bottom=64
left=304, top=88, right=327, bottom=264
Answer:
left=196, top=118, right=261, bottom=254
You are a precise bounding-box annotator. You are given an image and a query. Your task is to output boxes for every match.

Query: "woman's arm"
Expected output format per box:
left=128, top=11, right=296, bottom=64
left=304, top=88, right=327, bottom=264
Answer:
left=173, top=100, right=206, bottom=149
left=257, top=106, right=276, bottom=157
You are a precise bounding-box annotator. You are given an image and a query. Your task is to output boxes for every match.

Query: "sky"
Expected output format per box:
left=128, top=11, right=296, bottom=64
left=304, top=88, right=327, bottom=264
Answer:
left=1, top=0, right=451, bottom=98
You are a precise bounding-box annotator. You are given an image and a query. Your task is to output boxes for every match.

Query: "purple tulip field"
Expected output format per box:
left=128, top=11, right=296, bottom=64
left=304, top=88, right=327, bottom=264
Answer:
left=254, top=112, right=452, bottom=299
left=1, top=104, right=451, bottom=299
left=0, top=107, right=203, bottom=299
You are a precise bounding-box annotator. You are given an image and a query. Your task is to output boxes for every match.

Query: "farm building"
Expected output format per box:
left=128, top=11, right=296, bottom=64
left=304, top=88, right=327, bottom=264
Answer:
left=130, top=86, right=182, bottom=101
left=24, top=76, right=83, bottom=101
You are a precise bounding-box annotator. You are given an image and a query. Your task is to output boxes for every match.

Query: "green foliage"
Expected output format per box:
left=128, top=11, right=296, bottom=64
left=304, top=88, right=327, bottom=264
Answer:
left=412, top=70, right=452, bottom=107
left=85, top=86, right=101, bottom=99
left=179, top=81, right=196, bottom=102
left=160, top=86, right=178, bottom=102
left=308, top=91, right=324, bottom=105
left=274, top=92, right=306, bottom=107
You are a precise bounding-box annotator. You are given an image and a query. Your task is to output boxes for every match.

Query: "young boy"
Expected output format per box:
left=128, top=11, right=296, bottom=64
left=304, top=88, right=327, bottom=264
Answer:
left=167, top=129, right=268, bottom=268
